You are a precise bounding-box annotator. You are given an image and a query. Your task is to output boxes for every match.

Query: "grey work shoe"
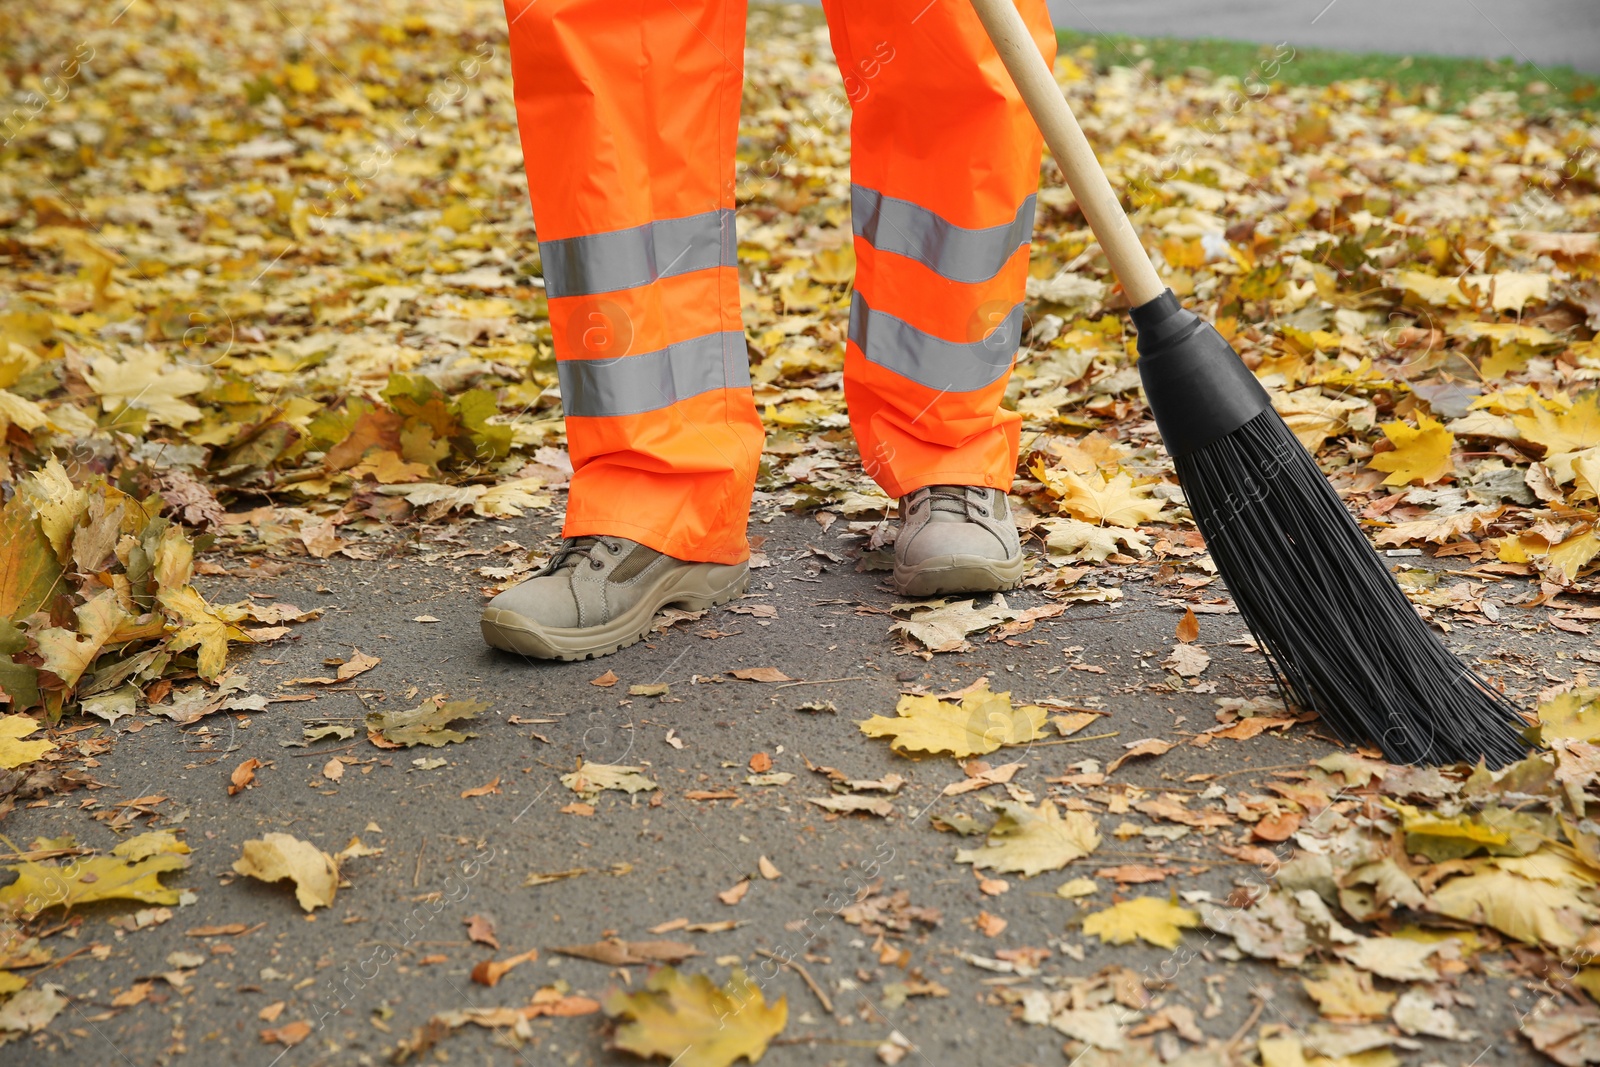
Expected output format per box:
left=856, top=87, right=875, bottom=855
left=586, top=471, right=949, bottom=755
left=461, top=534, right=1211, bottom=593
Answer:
left=893, top=485, right=1025, bottom=597
left=481, top=535, right=749, bottom=661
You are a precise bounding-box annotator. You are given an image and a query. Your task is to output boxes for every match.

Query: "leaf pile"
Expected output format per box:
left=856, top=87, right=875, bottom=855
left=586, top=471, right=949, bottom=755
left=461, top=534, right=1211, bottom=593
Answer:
left=0, top=461, right=311, bottom=718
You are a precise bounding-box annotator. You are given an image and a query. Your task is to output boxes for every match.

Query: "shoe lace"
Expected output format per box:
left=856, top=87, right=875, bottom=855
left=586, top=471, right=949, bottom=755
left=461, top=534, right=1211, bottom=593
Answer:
left=913, top=485, right=989, bottom=518
left=547, top=535, right=625, bottom=572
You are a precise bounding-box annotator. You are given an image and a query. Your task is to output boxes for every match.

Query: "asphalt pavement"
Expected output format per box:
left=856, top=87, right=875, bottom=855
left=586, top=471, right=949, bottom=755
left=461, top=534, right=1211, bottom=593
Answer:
left=2, top=507, right=1561, bottom=1066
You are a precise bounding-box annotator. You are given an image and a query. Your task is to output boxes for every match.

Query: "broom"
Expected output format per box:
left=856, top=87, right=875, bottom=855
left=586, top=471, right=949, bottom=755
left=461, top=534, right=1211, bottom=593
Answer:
left=969, top=0, right=1528, bottom=767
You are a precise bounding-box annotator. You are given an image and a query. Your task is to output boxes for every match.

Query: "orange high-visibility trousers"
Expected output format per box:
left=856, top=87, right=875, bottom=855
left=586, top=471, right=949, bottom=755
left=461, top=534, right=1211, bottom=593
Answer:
left=504, top=0, right=1054, bottom=564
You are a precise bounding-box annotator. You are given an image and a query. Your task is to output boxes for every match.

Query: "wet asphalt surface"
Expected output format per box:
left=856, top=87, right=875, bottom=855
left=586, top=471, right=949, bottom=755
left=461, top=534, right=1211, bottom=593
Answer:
left=3, top=507, right=1565, bottom=1066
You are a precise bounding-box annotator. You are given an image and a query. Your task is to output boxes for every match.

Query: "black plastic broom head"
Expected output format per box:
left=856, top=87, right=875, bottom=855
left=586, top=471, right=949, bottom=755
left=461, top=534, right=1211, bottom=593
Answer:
left=1131, top=289, right=1528, bottom=768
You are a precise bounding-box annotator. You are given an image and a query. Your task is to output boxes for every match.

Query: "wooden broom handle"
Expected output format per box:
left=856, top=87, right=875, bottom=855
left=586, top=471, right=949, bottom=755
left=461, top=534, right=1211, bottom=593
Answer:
left=969, top=0, right=1167, bottom=307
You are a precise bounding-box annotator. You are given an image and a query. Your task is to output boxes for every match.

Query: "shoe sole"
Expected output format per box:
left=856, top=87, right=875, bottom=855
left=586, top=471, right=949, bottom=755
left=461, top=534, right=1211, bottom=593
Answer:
left=893, top=552, right=1027, bottom=598
left=481, top=565, right=750, bottom=661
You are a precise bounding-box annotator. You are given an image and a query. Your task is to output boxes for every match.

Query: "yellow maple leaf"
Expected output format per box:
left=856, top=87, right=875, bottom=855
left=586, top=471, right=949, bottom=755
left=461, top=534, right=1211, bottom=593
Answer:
left=1535, top=688, right=1600, bottom=743
left=1081, top=895, right=1200, bottom=949
left=605, top=967, right=786, bottom=1067
left=1301, top=964, right=1396, bottom=1020
left=858, top=686, right=1046, bottom=758
left=158, top=585, right=237, bottom=680
left=1515, top=393, right=1600, bottom=457
left=1429, top=858, right=1598, bottom=948
left=1367, top=413, right=1455, bottom=486
left=0, top=714, right=55, bottom=770
left=0, top=832, right=190, bottom=919
left=35, top=589, right=131, bottom=688
left=83, top=349, right=209, bottom=426
left=1033, top=462, right=1167, bottom=527
left=18, top=458, right=87, bottom=563
left=954, top=800, right=1100, bottom=877
left=233, top=833, right=339, bottom=912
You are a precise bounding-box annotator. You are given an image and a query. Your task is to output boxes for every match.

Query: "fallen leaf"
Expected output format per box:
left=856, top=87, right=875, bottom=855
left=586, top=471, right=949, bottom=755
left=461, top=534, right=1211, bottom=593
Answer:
left=858, top=685, right=1047, bottom=758
left=954, top=800, right=1101, bottom=877
left=748, top=752, right=772, bottom=773
left=259, top=1019, right=313, bottom=1047
left=322, top=757, right=344, bottom=781
left=1106, top=738, right=1174, bottom=774
left=942, top=761, right=1025, bottom=796
left=889, top=596, right=1022, bottom=653
left=465, top=914, right=500, bottom=949
left=1302, top=964, right=1397, bottom=1020
left=975, top=911, right=1007, bottom=937
left=561, top=763, right=658, bottom=799
left=605, top=967, right=786, bottom=1067
left=366, top=697, right=485, bottom=747
left=729, top=667, right=792, bottom=683
left=460, top=776, right=502, bottom=798
left=232, top=833, right=339, bottom=912
left=0, top=715, right=55, bottom=770
left=0, top=833, right=191, bottom=919
left=554, top=940, right=701, bottom=966
left=1163, top=644, right=1210, bottom=678
left=590, top=670, right=619, bottom=688
left=1369, top=413, right=1456, bottom=486
left=1082, top=896, right=1200, bottom=949
left=758, top=856, right=782, bottom=881
left=228, top=758, right=261, bottom=796
left=718, top=880, right=751, bottom=906
left=470, top=947, right=538, bottom=987
left=1175, top=608, right=1199, bottom=643
left=806, top=795, right=895, bottom=817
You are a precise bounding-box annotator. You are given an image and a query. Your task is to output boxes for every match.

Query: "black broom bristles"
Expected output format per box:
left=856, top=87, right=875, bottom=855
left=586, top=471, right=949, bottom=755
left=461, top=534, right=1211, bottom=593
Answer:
left=1132, top=289, right=1528, bottom=768
left=1177, top=409, right=1529, bottom=768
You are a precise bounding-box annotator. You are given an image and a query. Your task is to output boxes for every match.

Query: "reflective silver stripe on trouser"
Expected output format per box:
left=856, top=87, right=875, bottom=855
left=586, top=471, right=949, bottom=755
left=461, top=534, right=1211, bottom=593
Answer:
left=852, top=186, right=1036, bottom=284
left=540, top=209, right=738, bottom=298
left=847, top=293, right=1023, bottom=393
left=557, top=331, right=751, bottom=418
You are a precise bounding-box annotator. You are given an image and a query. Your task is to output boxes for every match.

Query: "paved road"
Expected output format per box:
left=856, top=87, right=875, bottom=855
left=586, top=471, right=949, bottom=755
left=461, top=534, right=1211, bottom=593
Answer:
left=1045, top=0, right=1600, bottom=73
left=6, top=510, right=1559, bottom=1066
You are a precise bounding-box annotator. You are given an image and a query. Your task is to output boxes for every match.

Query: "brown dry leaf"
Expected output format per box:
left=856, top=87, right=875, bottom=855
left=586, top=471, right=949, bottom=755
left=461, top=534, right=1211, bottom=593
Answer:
left=553, top=939, right=701, bottom=966
left=748, top=752, right=772, bottom=773
left=322, top=757, right=344, bottom=782
left=975, top=911, right=1008, bottom=937
left=260, top=1020, right=312, bottom=1047
left=718, top=880, right=751, bottom=906
left=807, top=793, right=896, bottom=817
left=1175, top=608, right=1199, bottom=643
left=465, top=914, right=500, bottom=950
left=228, top=758, right=261, bottom=796
left=1095, top=865, right=1170, bottom=885
left=1106, top=738, right=1175, bottom=774
left=758, top=856, right=782, bottom=881
left=470, top=947, right=538, bottom=987
left=729, top=667, right=792, bottom=683
left=1163, top=644, right=1210, bottom=678
left=589, top=670, right=619, bottom=687
left=942, top=761, right=1025, bottom=796
left=460, top=776, right=502, bottom=799
left=231, top=833, right=339, bottom=912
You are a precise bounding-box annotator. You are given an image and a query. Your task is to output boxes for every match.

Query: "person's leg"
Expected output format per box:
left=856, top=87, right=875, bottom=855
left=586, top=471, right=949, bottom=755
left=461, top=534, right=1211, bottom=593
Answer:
left=487, top=0, right=759, bottom=659
left=822, top=0, right=1053, bottom=497
left=503, top=0, right=762, bottom=567
left=821, top=0, right=1054, bottom=596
